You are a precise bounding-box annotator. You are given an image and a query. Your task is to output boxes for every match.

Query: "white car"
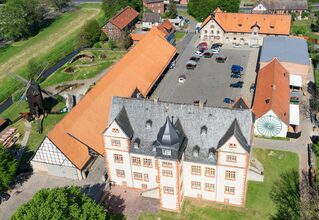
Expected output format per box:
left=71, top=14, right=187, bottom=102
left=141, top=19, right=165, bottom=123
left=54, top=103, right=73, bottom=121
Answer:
left=195, top=50, right=203, bottom=57
left=233, top=43, right=242, bottom=48
left=211, top=48, right=220, bottom=53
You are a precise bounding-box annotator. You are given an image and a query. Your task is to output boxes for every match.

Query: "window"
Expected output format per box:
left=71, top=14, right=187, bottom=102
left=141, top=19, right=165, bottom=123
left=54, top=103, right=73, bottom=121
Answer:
left=132, top=157, right=141, bottom=166
left=116, top=169, right=125, bottom=178
left=162, top=169, right=173, bottom=177
left=191, top=165, right=201, bottom=175
left=217, top=30, right=220, bottom=34
left=162, top=161, right=172, bottom=168
left=162, top=149, right=171, bottom=156
left=210, top=25, right=214, bottom=28
left=142, top=184, right=148, bottom=189
left=229, top=143, right=237, bottom=148
left=225, top=186, right=235, bottom=194
left=226, top=155, right=237, bottom=163
left=143, top=158, right=152, bottom=168
left=205, top=183, right=215, bottom=192
left=111, top=139, right=121, bottom=147
left=204, top=30, right=207, bottom=33
left=133, top=172, right=143, bottom=180
left=225, top=171, right=236, bottom=180
left=112, top=128, right=119, bottom=133
left=114, top=154, right=123, bottom=163
left=163, top=186, right=174, bottom=194
left=191, top=181, right=201, bottom=190
left=205, top=167, right=215, bottom=177
left=144, top=174, right=149, bottom=182
left=211, top=30, right=214, bottom=34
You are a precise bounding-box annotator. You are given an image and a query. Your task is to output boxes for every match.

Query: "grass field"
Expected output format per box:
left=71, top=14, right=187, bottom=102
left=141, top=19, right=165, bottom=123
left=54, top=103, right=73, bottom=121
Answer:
left=175, top=31, right=186, bottom=42
left=139, top=149, right=299, bottom=220
left=291, top=19, right=319, bottom=40
left=0, top=4, right=103, bottom=102
left=41, top=49, right=126, bottom=88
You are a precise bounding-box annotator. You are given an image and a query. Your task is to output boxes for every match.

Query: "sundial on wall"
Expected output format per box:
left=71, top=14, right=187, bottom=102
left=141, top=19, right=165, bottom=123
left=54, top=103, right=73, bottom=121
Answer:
left=256, top=115, right=282, bottom=137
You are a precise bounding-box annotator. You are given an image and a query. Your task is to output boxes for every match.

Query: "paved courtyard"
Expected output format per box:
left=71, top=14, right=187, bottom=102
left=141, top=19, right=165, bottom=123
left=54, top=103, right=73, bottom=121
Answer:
left=153, top=34, right=259, bottom=108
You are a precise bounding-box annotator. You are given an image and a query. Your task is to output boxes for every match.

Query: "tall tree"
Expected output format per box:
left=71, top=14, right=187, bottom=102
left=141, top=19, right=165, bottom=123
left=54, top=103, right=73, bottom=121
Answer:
left=165, top=2, right=177, bottom=19
left=0, top=0, right=48, bottom=40
left=102, top=0, right=141, bottom=20
left=11, top=186, right=108, bottom=220
left=48, top=0, right=71, bottom=11
left=77, top=19, right=101, bottom=48
left=0, top=145, right=18, bottom=191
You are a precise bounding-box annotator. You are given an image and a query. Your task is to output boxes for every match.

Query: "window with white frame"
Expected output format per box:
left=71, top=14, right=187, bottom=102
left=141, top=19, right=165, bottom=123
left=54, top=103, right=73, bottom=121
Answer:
left=133, top=172, right=143, bottom=180
left=162, top=169, right=173, bottom=177
left=205, top=167, right=215, bottom=177
left=143, top=158, right=152, bottom=168
left=132, top=156, right=141, bottom=166
left=111, top=139, right=121, bottom=147
left=113, top=154, right=123, bottom=163
left=225, top=170, right=236, bottom=180
left=191, top=181, right=201, bottom=190
left=163, top=186, right=174, bottom=194
left=205, top=183, right=215, bottom=192
left=225, top=186, right=235, bottom=194
left=116, top=169, right=125, bottom=178
left=226, top=155, right=237, bottom=163
left=162, top=149, right=171, bottom=156
left=191, top=165, right=201, bottom=175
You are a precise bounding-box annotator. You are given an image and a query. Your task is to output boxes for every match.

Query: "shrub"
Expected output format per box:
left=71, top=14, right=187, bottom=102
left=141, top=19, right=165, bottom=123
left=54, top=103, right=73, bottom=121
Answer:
left=108, top=39, right=116, bottom=50
left=64, top=67, right=74, bottom=73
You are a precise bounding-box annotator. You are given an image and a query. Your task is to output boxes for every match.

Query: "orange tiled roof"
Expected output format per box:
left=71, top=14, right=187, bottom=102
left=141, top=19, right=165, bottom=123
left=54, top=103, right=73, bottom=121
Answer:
left=130, top=33, right=146, bottom=41
left=252, top=58, right=290, bottom=125
left=109, top=6, right=139, bottom=30
left=47, top=27, right=176, bottom=169
left=201, top=8, right=291, bottom=35
left=157, top=19, right=175, bottom=37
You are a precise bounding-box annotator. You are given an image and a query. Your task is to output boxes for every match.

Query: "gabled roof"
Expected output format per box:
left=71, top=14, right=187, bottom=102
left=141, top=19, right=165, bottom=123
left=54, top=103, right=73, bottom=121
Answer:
left=255, top=0, right=308, bottom=10
left=46, top=27, right=176, bottom=169
left=130, top=33, right=147, bottom=42
left=142, top=12, right=161, bottom=23
left=157, top=19, right=175, bottom=36
left=233, top=97, right=250, bottom=109
left=201, top=8, right=291, bottom=35
left=252, top=58, right=290, bottom=125
left=108, top=6, right=139, bottom=30
left=217, top=119, right=250, bottom=152
left=114, top=107, right=134, bottom=138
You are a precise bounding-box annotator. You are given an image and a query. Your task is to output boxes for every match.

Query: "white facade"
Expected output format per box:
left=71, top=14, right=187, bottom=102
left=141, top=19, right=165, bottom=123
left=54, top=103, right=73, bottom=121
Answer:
left=142, top=21, right=160, bottom=29
left=254, top=110, right=288, bottom=138
left=200, top=19, right=272, bottom=46
left=252, top=3, right=267, bottom=13
left=104, top=120, right=250, bottom=211
left=31, top=137, right=85, bottom=180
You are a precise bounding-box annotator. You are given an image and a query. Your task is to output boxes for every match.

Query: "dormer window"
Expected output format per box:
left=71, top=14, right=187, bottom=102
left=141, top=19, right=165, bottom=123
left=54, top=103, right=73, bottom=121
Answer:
left=162, top=149, right=171, bottom=156
left=193, top=145, right=200, bottom=158
left=146, top=120, right=152, bottom=129
left=133, top=138, right=140, bottom=149
left=208, top=148, right=216, bottom=159
left=201, top=126, right=207, bottom=135
left=265, top=98, right=270, bottom=104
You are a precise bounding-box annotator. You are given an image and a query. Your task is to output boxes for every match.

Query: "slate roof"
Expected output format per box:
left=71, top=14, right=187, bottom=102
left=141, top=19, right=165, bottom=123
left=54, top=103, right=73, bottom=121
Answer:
left=217, top=119, right=250, bottom=153
left=144, top=0, right=163, bottom=3
left=260, top=36, right=309, bottom=65
left=108, top=97, right=253, bottom=164
left=232, top=97, right=250, bottom=109
left=114, top=107, right=134, bottom=138
left=143, top=12, right=161, bottom=23
left=256, top=0, right=308, bottom=10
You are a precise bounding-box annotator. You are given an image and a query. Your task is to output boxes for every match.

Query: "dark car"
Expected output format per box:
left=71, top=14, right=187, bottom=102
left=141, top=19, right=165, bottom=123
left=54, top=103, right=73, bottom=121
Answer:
left=216, top=55, right=227, bottom=63
left=230, top=81, right=244, bottom=88
left=211, top=43, right=223, bottom=49
left=224, top=98, right=234, bottom=104
left=231, top=73, right=241, bottom=78
left=0, top=193, right=10, bottom=204
left=203, top=50, right=213, bottom=58
left=231, top=65, right=243, bottom=73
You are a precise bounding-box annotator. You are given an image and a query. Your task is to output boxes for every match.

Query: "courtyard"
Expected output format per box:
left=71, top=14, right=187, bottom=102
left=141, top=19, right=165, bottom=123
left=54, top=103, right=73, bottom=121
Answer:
left=153, top=34, right=259, bottom=108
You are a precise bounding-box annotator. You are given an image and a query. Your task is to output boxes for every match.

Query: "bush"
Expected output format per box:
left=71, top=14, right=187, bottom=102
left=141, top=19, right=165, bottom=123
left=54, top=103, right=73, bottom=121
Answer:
left=0, top=145, right=18, bottom=191
left=64, top=67, right=74, bottom=73
left=108, top=39, right=116, bottom=50
left=100, top=31, right=107, bottom=42
left=312, top=143, right=319, bottom=156
left=100, top=53, right=107, bottom=59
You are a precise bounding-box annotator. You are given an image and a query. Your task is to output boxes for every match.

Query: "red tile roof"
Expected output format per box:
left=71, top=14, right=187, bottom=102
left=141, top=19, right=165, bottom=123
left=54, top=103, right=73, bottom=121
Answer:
left=47, top=27, right=176, bottom=169
left=201, top=8, right=291, bottom=35
left=109, top=6, right=139, bottom=30
left=252, top=58, right=290, bottom=125
left=157, top=19, right=175, bottom=37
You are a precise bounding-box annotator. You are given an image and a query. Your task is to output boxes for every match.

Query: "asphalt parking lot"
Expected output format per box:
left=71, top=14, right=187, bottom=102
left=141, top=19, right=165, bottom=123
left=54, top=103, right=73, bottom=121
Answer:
left=153, top=34, right=259, bottom=108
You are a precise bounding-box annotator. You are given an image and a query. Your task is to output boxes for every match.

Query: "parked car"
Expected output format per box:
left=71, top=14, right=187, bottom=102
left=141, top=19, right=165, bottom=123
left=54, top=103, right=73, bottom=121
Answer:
left=224, top=98, right=234, bottom=104
left=178, top=75, right=186, bottom=84
left=185, top=19, right=190, bottom=24
left=211, top=43, right=223, bottom=49
left=211, top=48, right=220, bottom=54
left=0, top=193, right=10, bottom=204
left=190, top=54, right=201, bottom=61
left=250, top=83, right=255, bottom=92
left=186, top=60, right=197, bottom=69
left=231, top=65, right=243, bottom=73
left=233, top=43, right=242, bottom=48
left=216, top=55, right=227, bottom=63
left=203, top=50, right=213, bottom=58
left=231, top=73, right=241, bottom=78
left=197, top=42, right=208, bottom=50
left=230, top=81, right=244, bottom=88
left=195, top=50, right=203, bottom=56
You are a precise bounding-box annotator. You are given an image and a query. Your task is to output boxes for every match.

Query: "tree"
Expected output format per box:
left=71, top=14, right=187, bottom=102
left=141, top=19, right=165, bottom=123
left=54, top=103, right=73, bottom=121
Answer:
left=102, top=0, right=142, bottom=20
left=48, top=0, right=71, bottom=11
left=216, top=0, right=240, bottom=13
left=165, top=2, right=177, bottom=19
left=0, top=0, right=48, bottom=40
left=108, top=39, right=116, bottom=50
left=11, top=186, right=108, bottom=220
left=0, top=145, right=18, bottom=191
left=270, top=170, right=301, bottom=220
left=77, top=19, right=101, bottom=48
left=117, top=31, right=132, bottom=50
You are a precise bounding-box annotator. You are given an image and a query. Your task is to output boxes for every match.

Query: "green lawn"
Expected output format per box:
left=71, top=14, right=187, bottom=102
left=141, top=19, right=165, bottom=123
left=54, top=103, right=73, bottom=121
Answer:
left=41, top=49, right=126, bottom=88
left=175, top=31, right=186, bottom=42
left=0, top=4, right=102, bottom=103
left=139, top=149, right=299, bottom=220
left=291, top=19, right=319, bottom=40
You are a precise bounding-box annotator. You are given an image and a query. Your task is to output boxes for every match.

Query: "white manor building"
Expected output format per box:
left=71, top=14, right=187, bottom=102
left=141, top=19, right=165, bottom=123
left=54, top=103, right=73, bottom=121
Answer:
left=104, top=97, right=254, bottom=211
left=200, top=8, right=291, bottom=46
